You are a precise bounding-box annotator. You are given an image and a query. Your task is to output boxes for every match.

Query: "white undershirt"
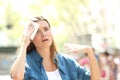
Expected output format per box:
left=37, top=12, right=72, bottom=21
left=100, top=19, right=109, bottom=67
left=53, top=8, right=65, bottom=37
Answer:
left=46, top=69, right=62, bottom=80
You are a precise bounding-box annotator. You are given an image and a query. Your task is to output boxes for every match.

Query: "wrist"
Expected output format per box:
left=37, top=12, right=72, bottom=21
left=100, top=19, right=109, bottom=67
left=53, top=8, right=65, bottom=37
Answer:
left=21, top=36, right=30, bottom=47
left=86, top=46, right=94, bottom=56
left=21, top=43, right=28, bottom=48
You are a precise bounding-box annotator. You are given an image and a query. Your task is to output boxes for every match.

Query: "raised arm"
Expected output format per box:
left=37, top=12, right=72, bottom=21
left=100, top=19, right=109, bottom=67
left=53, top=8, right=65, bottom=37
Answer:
left=64, top=43, right=100, bottom=80
left=10, top=23, right=34, bottom=80
left=86, top=46, right=100, bottom=80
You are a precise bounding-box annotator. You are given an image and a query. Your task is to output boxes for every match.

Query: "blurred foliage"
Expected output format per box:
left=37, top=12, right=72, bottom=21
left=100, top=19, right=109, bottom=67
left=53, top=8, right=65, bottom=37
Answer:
left=0, top=0, right=120, bottom=50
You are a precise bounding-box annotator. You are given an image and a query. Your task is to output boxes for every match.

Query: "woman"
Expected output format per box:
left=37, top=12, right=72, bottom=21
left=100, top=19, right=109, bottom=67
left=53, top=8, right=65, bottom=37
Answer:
left=10, top=16, right=100, bottom=80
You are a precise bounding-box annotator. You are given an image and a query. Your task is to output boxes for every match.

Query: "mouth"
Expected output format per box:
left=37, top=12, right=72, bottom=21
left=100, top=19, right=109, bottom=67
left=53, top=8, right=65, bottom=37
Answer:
left=42, top=38, right=48, bottom=42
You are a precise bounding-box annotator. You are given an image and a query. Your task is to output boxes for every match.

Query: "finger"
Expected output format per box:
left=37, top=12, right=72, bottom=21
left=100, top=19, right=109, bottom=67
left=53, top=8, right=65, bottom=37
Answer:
left=29, top=27, right=35, bottom=35
left=23, top=25, right=34, bottom=36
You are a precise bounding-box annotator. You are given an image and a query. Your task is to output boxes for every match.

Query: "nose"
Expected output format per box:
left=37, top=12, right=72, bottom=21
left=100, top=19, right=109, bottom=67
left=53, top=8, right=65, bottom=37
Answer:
left=41, top=31, right=46, bottom=37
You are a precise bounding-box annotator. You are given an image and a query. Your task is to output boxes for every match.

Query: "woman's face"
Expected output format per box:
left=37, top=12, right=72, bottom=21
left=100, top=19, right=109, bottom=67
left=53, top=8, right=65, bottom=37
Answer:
left=32, top=20, right=52, bottom=49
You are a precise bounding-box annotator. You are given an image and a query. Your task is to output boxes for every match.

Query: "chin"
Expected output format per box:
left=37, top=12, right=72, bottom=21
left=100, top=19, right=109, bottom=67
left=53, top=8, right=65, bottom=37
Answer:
left=41, top=43, right=51, bottom=48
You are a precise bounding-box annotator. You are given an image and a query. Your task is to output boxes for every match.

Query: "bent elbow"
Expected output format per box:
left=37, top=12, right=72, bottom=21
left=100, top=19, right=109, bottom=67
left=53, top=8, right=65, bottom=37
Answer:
left=11, top=73, right=24, bottom=80
left=10, top=71, right=24, bottom=80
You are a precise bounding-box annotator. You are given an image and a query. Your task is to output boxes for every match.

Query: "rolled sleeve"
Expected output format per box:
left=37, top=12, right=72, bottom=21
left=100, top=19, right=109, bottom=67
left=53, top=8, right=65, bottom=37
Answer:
left=72, top=58, right=90, bottom=80
left=77, top=63, right=90, bottom=80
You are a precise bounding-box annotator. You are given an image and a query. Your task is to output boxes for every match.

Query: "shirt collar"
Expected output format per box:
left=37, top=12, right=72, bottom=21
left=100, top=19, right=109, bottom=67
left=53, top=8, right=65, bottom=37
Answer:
left=28, top=50, right=43, bottom=62
left=28, top=50, right=65, bottom=74
left=28, top=50, right=58, bottom=63
left=55, top=53, right=65, bottom=75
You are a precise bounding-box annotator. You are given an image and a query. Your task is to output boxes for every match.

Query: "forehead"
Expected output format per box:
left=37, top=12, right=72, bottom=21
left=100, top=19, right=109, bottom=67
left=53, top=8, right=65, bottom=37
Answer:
left=37, top=20, right=49, bottom=27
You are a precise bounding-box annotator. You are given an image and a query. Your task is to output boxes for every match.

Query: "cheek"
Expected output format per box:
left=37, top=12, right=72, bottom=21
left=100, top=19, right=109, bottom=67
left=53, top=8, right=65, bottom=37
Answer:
left=46, top=31, right=53, bottom=44
left=32, top=35, right=41, bottom=44
left=34, top=33, right=40, bottom=39
left=32, top=39, right=38, bottom=46
left=47, top=30, right=52, bottom=37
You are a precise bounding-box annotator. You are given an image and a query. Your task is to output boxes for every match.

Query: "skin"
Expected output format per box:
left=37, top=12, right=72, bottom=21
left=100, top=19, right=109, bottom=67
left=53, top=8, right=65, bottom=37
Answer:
left=64, top=43, right=101, bottom=80
left=10, top=21, right=56, bottom=80
left=32, top=21, right=57, bottom=72
left=10, top=20, right=100, bottom=80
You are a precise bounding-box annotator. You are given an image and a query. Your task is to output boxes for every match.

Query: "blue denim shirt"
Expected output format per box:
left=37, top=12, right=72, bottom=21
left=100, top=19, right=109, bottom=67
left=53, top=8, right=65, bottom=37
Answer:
left=24, top=50, right=90, bottom=80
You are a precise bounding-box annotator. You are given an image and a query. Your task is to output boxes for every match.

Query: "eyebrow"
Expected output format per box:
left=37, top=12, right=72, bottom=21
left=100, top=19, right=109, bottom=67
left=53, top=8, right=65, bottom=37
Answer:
left=38, top=26, right=49, bottom=30
left=43, top=26, right=49, bottom=28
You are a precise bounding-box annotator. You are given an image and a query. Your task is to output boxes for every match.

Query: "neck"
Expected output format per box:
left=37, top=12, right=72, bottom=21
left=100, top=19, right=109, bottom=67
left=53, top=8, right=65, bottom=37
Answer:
left=36, top=47, right=56, bottom=71
left=36, top=47, right=51, bottom=58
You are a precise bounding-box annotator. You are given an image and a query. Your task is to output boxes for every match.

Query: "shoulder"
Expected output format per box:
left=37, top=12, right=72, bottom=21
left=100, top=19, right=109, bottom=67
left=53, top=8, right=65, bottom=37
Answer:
left=57, top=52, right=76, bottom=62
left=56, top=52, right=79, bottom=67
left=57, top=52, right=90, bottom=79
left=25, top=50, right=41, bottom=69
left=57, top=52, right=90, bottom=71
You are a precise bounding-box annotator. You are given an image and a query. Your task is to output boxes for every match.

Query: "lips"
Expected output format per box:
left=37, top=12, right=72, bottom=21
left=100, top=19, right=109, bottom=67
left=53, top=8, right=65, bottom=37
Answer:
left=42, top=38, right=48, bottom=42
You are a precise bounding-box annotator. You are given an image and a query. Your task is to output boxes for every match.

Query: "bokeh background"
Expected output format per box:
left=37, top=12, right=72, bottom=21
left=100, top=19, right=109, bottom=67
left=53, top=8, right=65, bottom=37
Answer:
left=0, top=0, right=120, bottom=80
